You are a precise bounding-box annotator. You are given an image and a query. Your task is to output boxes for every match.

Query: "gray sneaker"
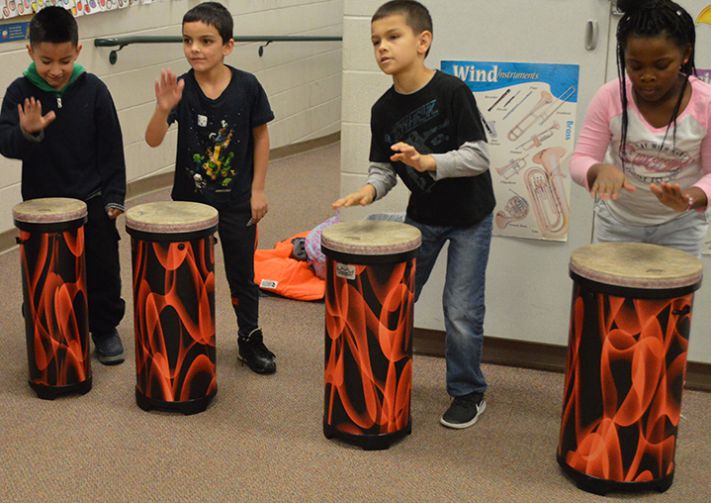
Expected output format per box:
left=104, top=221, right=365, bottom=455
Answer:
left=440, top=392, right=486, bottom=429
left=92, top=329, right=125, bottom=365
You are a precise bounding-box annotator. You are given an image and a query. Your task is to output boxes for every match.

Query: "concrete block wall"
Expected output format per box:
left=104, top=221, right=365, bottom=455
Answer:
left=0, top=0, right=343, bottom=232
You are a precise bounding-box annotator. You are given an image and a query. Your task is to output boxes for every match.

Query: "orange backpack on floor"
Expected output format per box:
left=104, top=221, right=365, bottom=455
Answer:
left=254, top=231, right=325, bottom=301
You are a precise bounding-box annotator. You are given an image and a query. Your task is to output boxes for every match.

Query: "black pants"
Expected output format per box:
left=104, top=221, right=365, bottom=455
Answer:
left=218, top=205, right=259, bottom=336
left=85, top=197, right=125, bottom=337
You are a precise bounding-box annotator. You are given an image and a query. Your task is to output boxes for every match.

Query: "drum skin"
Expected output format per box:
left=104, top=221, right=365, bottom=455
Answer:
left=126, top=202, right=218, bottom=415
left=13, top=198, right=91, bottom=399
left=322, top=221, right=421, bottom=450
left=558, top=243, right=702, bottom=495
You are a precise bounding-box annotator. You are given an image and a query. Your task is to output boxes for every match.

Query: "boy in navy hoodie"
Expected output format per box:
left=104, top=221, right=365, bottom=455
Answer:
left=0, top=7, right=127, bottom=364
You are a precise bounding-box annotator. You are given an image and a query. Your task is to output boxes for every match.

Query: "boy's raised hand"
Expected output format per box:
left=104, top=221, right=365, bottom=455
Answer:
left=589, top=163, right=636, bottom=200
left=332, top=185, right=376, bottom=208
left=18, top=97, right=56, bottom=134
left=390, top=142, right=436, bottom=172
left=154, top=69, right=184, bottom=112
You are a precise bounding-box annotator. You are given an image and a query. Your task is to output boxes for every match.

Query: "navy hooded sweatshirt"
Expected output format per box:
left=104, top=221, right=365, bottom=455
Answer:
left=0, top=64, right=126, bottom=210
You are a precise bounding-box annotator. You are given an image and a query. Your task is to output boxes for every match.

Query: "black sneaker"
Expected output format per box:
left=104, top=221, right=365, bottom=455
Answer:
left=92, top=329, right=125, bottom=365
left=440, top=392, right=486, bottom=429
left=238, top=328, right=276, bottom=374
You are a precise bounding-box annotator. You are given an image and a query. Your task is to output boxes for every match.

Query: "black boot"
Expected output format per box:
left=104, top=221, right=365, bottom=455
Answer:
left=238, top=328, right=276, bottom=374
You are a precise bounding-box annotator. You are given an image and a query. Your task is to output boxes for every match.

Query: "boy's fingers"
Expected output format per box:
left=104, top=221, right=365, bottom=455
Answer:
left=390, top=142, right=411, bottom=152
left=43, top=111, right=56, bottom=124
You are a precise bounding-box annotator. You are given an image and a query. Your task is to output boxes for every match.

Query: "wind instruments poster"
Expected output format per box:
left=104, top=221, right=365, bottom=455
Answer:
left=442, top=60, right=579, bottom=241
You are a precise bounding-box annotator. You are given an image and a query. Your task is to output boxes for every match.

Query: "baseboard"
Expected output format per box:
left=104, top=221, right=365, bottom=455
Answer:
left=413, top=328, right=711, bottom=392
left=0, top=133, right=342, bottom=255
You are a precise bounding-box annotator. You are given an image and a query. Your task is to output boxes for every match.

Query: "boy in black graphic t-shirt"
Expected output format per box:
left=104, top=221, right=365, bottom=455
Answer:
left=145, top=2, right=276, bottom=374
left=333, top=0, right=495, bottom=429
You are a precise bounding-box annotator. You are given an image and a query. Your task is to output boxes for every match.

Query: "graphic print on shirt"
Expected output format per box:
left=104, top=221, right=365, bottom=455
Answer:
left=189, top=118, right=236, bottom=201
left=385, top=99, right=450, bottom=194
left=621, top=141, right=695, bottom=185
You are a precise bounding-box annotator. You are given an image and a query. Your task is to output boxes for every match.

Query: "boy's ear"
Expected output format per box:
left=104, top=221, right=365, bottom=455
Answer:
left=75, top=43, right=83, bottom=59
left=417, top=30, right=432, bottom=56
left=223, top=37, right=235, bottom=56
left=26, top=44, right=33, bottom=58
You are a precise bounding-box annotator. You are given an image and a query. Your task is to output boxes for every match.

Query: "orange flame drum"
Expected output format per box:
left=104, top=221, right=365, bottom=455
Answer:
left=321, top=221, right=421, bottom=450
left=13, top=198, right=92, bottom=399
left=558, top=243, right=702, bottom=495
left=126, top=202, right=218, bottom=415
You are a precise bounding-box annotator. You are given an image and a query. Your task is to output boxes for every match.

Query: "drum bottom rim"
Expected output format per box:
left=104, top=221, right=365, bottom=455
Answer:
left=29, top=376, right=92, bottom=400
left=323, top=417, right=412, bottom=450
left=556, top=453, right=674, bottom=495
left=135, top=387, right=216, bottom=415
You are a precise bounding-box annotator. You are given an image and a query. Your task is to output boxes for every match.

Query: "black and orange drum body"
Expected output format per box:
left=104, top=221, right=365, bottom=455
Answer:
left=558, top=243, right=702, bottom=495
left=126, top=202, right=218, bottom=415
left=13, top=198, right=91, bottom=399
left=322, top=221, right=421, bottom=450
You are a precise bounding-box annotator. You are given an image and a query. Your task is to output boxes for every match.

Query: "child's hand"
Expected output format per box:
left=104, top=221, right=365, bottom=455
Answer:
left=589, top=163, right=636, bottom=200
left=106, top=207, right=123, bottom=220
left=251, top=189, right=268, bottom=224
left=18, top=97, right=56, bottom=134
left=390, top=142, right=436, bottom=172
left=650, top=182, right=689, bottom=212
left=332, top=185, right=376, bottom=208
left=154, top=69, right=184, bottom=113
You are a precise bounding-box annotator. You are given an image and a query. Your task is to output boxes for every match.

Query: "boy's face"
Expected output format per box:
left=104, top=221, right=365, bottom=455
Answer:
left=27, top=41, right=82, bottom=90
left=182, top=21, right=234, bottom=73
left=371, top=14, right=431, bottom=76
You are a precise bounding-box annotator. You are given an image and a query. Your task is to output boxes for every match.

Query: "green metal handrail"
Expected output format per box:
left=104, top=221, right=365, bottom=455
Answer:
left=94, top=35, right=342, bottom=64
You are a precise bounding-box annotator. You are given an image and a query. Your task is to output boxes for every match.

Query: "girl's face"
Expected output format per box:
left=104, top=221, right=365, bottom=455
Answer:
left=624, top=33, right=691, bottom=105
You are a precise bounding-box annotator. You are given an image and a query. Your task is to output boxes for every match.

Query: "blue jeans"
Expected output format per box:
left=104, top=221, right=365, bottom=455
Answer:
left=593, top=201, right=709, bottom=257
left=406, top=213, right=493, bottom=397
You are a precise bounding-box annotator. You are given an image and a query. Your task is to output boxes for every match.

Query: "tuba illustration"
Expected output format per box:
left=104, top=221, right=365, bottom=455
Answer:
left=524, top=147, right=568, bottom=239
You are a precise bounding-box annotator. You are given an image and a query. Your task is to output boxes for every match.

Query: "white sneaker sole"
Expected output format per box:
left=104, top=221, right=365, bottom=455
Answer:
left=440, top=400, right=486, bottom=429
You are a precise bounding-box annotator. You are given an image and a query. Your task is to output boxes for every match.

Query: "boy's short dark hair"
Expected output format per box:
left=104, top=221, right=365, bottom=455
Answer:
left=183, top=1, right=234, bottom=44
left=372, top=0, right=433, bottom=36
left=29, top=6, right=78, bottom=47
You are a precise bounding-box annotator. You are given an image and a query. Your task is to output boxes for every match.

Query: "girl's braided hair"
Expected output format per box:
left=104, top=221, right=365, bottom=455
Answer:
left=615, top=0, right=696, bottom=161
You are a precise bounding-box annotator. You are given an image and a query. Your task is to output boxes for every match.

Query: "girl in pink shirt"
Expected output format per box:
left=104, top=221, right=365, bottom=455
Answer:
left=571, top=0, right=711, bottom=256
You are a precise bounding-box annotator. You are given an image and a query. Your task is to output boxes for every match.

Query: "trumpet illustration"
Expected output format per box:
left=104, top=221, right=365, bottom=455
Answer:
left=516, top=121, right=560, bottom=152
left=495, top=194, right=529, bottom=229
left=496, top=156, right=526, bottom=180
left=507, top=91, right=553, bottom=141
left=525, top=147, right=568, bottom=239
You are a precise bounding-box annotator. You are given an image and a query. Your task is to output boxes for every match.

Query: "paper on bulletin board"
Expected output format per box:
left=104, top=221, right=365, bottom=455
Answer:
left=0, top=0, right=133, bottom=19
left=442, top=60, right=579, bottom=242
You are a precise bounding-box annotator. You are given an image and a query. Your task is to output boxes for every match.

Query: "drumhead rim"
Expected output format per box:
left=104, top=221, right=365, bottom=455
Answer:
left=12, top=197, right=87, bottom=224
left=125, top=201, right=219, bottom=234
left=569, top=242, right=703, bottom=289
left=321, top=221, right=422, bottom=255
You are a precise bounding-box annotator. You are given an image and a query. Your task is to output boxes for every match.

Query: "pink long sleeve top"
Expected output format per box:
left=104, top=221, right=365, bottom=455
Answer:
left=570, top=76, right=711, bottom=225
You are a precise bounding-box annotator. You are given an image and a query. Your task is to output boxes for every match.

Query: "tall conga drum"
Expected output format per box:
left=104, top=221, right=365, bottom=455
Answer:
left=322, top=220, right=421, bottom=450
left=13, top=197, right=91, bottom=399
left=126, top=202, right=218, bottom=415
left=558, top=243, right=702, bottom=494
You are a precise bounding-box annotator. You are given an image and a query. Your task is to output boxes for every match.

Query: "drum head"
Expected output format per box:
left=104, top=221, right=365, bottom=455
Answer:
left=13, top=197, right=87, bottom=224
left=321, top=220, right=421, bottom=256
left=570, top=242, right=702, bottom=289
left=125, top=202, right=218, bottom=234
